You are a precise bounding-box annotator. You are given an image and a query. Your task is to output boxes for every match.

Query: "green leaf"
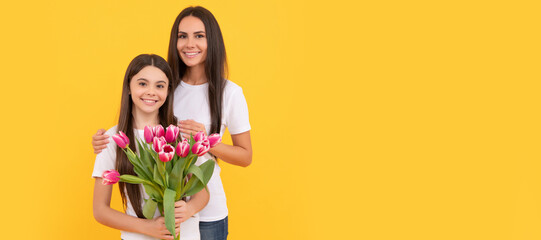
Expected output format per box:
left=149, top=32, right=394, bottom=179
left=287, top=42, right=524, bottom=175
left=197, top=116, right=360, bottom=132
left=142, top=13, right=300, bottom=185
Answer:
left=166, top=157, right=173, bottom=172
left=156, top=157, right=166, bottom=176
left=119, top=175, right=147, bottom=184
left=143, top=198, right=157, bottom=219
left=198, top=159, right=216, bottom=185
left=168, top=158, right=184, bottom=190
left=182, top=177, right=203, bottom=197
left=143, top=183, right=163, bottom=201
left=183, top=155, right=197, bottom=176
left=183, top=160, right=215, bottom=197
left=165, top=171, right=170, bottom=188
left=153, top=165, right=164, bottom=187
left=187, top=164, right=204, bottom=183
left=164, top=188, right=177, bottom=237
left=137, top=139, right=154, bottom=176
left=124, top=148, right=152, bottom=181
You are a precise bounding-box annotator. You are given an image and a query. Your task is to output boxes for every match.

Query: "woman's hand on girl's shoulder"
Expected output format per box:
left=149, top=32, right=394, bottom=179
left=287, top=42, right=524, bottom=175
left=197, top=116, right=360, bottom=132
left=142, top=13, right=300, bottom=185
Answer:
left=142, top=216, right=181, bottom=240
left=92, top=128, right=109, bottom=154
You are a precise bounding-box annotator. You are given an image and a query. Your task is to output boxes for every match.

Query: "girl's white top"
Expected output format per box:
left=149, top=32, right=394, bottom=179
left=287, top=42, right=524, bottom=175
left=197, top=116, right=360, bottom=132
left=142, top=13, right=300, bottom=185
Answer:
left=174, top=80, right=251, bottom=221
left=92, top=127, right=200, bottom=240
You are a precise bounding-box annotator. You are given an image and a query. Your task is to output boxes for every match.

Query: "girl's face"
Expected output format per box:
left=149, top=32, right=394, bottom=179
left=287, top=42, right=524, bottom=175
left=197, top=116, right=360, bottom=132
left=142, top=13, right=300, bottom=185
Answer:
left=129, top=66, right=169, bottom=115
left=177, top=16, right=208, bottom=68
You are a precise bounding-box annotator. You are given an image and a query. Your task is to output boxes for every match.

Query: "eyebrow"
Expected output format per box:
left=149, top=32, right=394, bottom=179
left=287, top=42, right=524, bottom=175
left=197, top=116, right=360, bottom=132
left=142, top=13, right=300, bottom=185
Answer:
left=178, top=31, right=206, bottom=34
left=137, top=78, right=168, bottom=84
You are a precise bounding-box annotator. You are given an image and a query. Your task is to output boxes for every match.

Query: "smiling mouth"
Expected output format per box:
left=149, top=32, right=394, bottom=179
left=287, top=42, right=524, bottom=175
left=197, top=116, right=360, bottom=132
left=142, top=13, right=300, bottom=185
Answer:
left=141, top=98, right=158, bottom=103
left=184, top=52, right=201, bottom=58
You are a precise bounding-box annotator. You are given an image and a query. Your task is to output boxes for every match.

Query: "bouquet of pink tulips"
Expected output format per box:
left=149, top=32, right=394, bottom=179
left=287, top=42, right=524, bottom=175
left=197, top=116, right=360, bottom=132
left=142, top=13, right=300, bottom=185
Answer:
left=102, top=125, right=221, bottom=239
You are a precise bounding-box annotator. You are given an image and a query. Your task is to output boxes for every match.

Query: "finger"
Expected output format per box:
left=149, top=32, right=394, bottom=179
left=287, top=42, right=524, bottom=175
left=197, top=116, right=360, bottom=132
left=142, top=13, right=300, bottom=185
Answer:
left=94, top=140, right=110, bottom=146
left=179, top=119, right=194, bottom=124
left=162, top=234, right=174, bottom=240
left=175, top=201, right=186, bottom=207
left=96, top=128, right=106, bottom=135
left=93, top=134, right=110, bottom=140
left=179, top=125, right=198, bottom=132
left=94, top=150, right=102, bottom=154
left=179, top=128, right=190, bottom=134
left=96, top=145, right=108, bottom=150
left=162, top=230, right=174, bottom=235
left=196, top=122, right=205, bottom=129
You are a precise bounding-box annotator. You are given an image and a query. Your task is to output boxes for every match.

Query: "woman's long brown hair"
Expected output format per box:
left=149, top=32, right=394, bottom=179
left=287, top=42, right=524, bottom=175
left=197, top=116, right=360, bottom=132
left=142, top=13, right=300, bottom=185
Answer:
left=116, top=54, right=177, bottom=218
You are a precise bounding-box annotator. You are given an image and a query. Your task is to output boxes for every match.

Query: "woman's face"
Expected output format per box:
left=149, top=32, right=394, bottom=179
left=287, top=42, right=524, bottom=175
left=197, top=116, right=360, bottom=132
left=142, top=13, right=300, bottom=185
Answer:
left=177, top=16, right=208, bottom=68
left=129, top=66, right=169, bottom=115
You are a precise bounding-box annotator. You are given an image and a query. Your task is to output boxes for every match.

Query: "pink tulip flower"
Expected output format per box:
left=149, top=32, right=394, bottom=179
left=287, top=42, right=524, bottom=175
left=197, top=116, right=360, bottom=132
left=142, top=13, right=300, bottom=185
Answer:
left=193, top=131, right=207, bottom=142
left=153, top=136, right=167, bottom=152
left=159, top=144, right=175, bottom=162
left=208, top=133, right=222, bottom=148
left=154, top=125, right=165, bottom=138
left=176, top=139, right=190, bottom=158
left=192, top=139, right=210, bottom=156
left=102, top=169, right=120, bottom=185
left=165, top=125, right=180, bottom=143
left=144, top=126, right=155, bottom=144
left=112, top=131, right=130, bottom=149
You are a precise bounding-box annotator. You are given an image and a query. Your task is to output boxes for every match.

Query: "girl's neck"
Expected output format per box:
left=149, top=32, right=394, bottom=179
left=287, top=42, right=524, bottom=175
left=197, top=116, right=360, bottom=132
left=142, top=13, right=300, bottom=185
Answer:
left=183, top=64, right=207, bottom=85
left=131, top=108, right=160, bottom=130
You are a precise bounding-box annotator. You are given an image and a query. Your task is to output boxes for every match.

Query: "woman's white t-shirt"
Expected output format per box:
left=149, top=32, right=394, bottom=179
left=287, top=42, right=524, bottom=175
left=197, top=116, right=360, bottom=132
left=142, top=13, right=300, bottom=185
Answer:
left=92, top=126, right=200, bottom=240
left=174, top=80, right=251, bottom=222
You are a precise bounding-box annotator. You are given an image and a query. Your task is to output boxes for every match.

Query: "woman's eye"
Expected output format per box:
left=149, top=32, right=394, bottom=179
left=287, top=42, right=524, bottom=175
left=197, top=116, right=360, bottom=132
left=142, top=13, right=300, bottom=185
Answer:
left=196, top=34, right=205, bottom=38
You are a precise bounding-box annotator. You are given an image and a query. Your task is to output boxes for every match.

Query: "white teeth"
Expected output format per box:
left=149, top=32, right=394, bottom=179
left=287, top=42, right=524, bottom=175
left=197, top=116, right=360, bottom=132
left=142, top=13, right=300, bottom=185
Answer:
left=143, top=99, right=156, bottom=103
left=185, top=52, right=199, bottom=56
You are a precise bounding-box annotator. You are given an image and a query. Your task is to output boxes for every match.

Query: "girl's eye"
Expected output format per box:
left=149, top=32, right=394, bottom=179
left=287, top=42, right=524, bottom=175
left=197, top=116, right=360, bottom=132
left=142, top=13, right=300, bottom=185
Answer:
left=157, top=84, right=165, bottom=89
left=139, top=82, right=147, bottom=86
left=178, top=35, right=186, bottom=39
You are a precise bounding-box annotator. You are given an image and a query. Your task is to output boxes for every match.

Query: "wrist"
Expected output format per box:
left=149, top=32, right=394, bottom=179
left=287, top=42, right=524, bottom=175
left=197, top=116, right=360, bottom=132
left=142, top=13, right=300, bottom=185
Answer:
left=137, top=218, right=152, bottom=235
left=185, top=202, right=196, bottom=217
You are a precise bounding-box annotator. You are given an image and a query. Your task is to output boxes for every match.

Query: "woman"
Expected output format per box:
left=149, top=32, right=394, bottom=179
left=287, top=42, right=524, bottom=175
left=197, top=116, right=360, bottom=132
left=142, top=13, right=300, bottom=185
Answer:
left=93, top=6, right=252, bottom=240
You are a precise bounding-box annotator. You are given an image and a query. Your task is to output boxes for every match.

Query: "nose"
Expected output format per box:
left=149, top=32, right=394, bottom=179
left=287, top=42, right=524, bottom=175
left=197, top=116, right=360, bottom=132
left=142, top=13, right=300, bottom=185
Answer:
left=146, top=86, right=157, bottom=96
left=186, top=36, right=195, bottom=48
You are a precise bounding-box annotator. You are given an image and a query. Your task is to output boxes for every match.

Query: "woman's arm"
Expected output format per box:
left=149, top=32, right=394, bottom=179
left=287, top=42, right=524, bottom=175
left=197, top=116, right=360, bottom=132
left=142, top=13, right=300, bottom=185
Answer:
left=209, top=131, right=252, bottom=167
left=93, top=178, right=180, bottom=239
left=179, top=120, right=252, bottom=167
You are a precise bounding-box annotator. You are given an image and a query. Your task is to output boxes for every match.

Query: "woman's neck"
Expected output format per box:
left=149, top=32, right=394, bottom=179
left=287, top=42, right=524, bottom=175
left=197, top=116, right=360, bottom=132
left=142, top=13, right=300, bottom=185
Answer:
left=183, top=64, right=207, bottom=85
left=132, top=108, right=160, bottom=130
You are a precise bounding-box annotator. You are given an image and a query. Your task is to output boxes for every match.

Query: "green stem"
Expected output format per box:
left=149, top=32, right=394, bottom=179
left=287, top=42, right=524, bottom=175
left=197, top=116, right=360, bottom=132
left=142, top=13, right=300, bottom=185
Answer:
left=163, top=162, right=167, bottom=184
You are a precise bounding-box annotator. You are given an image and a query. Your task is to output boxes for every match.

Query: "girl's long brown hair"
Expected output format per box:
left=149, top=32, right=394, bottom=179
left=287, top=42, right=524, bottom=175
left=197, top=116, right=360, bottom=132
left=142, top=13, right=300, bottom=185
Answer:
left=168, top=6, right=228, bottom=135
left=116, top=54, right=177, bottom=218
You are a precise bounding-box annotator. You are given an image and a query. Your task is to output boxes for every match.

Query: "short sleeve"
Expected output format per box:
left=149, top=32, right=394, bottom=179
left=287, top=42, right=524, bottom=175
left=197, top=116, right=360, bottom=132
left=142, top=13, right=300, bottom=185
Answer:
left=225, top=86, right=251, bottom=135
left=92, top=127, right=118, bottom=178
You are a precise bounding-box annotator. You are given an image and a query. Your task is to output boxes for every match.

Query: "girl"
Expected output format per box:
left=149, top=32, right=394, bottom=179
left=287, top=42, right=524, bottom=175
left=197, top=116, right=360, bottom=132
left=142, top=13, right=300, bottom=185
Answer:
left=93, top=6, right=252, bottom=240
left=92, top=54, right=209, bottom=240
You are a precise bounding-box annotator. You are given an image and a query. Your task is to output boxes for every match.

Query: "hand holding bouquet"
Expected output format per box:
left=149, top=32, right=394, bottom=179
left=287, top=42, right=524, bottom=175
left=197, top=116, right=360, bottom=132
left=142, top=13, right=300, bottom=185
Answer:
left=102, top=125, right=221, bottom=239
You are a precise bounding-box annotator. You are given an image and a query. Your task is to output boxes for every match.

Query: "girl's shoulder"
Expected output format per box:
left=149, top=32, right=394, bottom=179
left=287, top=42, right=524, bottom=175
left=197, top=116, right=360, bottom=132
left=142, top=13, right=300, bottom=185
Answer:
left=105, top=125, right=119, bottom=137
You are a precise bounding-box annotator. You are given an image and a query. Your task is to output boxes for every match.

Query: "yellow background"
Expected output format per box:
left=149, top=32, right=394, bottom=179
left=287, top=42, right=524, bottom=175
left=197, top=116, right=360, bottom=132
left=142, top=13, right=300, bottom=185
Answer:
left=1, top=0, right=540, bottom=239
